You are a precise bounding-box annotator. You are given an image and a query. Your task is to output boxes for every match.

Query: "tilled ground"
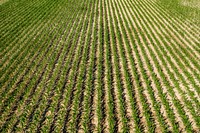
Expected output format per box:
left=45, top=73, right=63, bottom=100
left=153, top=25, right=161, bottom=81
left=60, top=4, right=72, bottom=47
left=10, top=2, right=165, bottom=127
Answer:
left=0, top=0, right=200, bottom=132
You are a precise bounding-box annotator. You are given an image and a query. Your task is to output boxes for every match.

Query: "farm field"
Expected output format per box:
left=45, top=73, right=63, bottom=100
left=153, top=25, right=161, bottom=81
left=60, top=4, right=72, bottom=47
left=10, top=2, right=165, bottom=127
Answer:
left=159, top=0, right=200, bottom=25
left=0, top=0, right=200, bottom=132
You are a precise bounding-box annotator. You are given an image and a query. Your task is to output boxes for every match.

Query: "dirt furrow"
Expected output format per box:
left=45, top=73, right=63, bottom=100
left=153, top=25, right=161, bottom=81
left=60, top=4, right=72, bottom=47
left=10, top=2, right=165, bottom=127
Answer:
left=141, top=0, right=200, bottom=62
left=150, top=0, right=200, bottom=40
left=131, top=0, right=200, bottom=111
left=125, top=0, right=198, bottom=131
left=110, top=0, right=156, bottom=132
left=115, top=0, right=170, bottom=132
left=23, top=3, right=89, bottom=131
left=90, top=0, right=102, bottom=131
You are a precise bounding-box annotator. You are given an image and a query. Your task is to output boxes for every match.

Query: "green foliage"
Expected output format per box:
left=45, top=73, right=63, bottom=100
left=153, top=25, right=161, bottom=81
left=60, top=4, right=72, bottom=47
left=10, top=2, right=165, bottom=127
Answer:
left=158, top=0, right=200, bottom=25
left=0, top=0, right=199, bottom=132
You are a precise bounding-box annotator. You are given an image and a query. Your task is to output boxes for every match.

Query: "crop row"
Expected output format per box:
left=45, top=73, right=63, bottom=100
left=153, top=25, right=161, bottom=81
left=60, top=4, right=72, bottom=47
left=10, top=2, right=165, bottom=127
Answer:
left=0, top=0, right=199, bottom=132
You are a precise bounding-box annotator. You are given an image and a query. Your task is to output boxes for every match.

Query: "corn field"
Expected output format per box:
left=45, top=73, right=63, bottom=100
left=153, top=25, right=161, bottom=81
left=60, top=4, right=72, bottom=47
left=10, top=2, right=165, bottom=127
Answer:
left=0, top=0, right=200, bottom=132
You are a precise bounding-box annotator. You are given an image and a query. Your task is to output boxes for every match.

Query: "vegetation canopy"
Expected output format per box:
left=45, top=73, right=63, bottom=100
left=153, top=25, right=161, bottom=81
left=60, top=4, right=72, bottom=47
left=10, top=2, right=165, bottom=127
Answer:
left=0, top=0, right=200, bottom=132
